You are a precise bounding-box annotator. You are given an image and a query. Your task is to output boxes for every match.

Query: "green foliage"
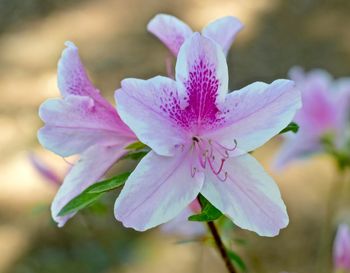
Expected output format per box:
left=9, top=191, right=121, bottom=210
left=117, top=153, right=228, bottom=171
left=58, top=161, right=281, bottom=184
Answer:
left=122, top=141, right=150, bottom=161
left=321, top=133, right=350, bottom=171
left=121, top=151, right=148, bottom=161
left=58, top=172, right=130, bottom=216
left=227, top=249, right=247, bottom=272
left=87, top=172, right=130, bottom=193
left=279, top=122, right=299, bottom=134
left=125, top=141, right=147, bottom=150
left=188, top=194, right=223, bottom=222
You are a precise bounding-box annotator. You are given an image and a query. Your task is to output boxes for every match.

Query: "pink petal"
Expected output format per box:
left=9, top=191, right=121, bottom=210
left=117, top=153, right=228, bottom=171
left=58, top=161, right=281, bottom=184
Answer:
left=28, top=153, right=62, bottom=186
left=175, top=33, right=229, bottom=133
left=290, top=68, right=336, bottom=135
left=52, top=144, right=126, bottom=227
left=334, top=224, right=350, bottom=270
left=114, top=150, right=204, bottom=231
left=147, top=14, right=193, bottom=56
left=206, top=80, right=301, bottom=154
left=38, top=95, right=130, bottom=157
left=58, top=41, right=131, bottom=132
left=202, top=16, right=243, bottom=55
left=201, top=154, right=288, bottom=237
left=116, top=77, right=188, bottom=156
left=274, top=132, right=322, bottom=169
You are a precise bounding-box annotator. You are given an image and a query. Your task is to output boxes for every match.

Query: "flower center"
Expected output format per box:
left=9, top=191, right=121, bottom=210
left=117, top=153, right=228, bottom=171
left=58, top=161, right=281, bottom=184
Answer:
left=190, top=137, right=237, bottom=181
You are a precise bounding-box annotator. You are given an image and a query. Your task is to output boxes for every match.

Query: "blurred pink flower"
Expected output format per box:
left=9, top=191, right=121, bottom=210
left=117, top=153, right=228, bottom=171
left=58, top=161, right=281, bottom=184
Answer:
left=38, top=42, right=136, bottom=227
left=333, top=224, right=350, bottom=270
left=28, top=153, right=62, bottom=186
left=275, top=67, right=350, bottom=168
left=114, top=33, right=301, bottom=236
left=147, top=14, right=243, bottom=56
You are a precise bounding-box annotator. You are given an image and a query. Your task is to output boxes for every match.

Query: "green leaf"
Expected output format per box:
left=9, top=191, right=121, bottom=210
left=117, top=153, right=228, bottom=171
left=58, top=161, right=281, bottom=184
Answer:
left=87, top=172, right=130, bottom=193
left=227, top=250, right=247, bottom=272
left=125, top=141, right=147, bottom=150
left=279, top=122, right=299, bottom=134
left=121, top=151, right=148, bottom=161
left=58, top=192, right=104, bottom=216
left=58, top=172, right=130, bottom=216
left=188, top=195, right=223, bottom=222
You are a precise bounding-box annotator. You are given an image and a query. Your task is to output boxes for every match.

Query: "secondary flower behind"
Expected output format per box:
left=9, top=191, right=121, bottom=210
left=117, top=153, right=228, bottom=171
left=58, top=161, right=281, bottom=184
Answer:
left=38, top=42, right=136, bottom=227
left=333, top=224, right=350, bottom=271
left=275, top=67, right=350, bottom=169
left=148, top=14, right=243, bottom=56
left=114, top=33, right=301, bottom=236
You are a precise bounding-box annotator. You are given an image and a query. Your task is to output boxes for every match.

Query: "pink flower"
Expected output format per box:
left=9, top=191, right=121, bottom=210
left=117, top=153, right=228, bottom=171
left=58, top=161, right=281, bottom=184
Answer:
left=28, top=153, right=62, bottom=186
left=147, top=14, right=243, bottom=56
left=38, top=42, right=136, bottom=227
left=333, top=224, right=350, bottom=270
left=114, top=33, right=301, bottom=236
left=275, top=67, right=350, bottom=168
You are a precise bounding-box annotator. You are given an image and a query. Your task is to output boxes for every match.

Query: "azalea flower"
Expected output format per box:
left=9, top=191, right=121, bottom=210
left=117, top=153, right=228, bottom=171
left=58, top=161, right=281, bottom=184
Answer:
left=114, top=33, right=301, bottom=236
left=147, top=14, right=243, bottom=56
left=275, top=67, right=350, bottom=169
left=38, top=42, right=136, bottom=227
left=333, top=224, right=350, bottom=271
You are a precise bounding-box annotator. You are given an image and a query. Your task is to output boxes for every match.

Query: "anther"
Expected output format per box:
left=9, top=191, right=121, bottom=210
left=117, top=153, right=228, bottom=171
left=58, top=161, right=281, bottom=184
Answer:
left=192, top=136, right=199, bottom=143
left=191, top=167, right=197, bottom=177
left=217, top=171, right=228, bottom=182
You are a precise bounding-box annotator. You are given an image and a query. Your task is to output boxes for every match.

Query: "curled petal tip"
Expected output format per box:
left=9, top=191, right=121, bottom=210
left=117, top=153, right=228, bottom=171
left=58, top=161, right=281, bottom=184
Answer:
left=64, top=41, right=77, bottom=49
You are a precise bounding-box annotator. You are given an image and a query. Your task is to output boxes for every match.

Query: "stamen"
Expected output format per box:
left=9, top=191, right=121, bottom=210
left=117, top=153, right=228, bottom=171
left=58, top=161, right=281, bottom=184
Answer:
left=197, top=151, right=207, bottom=168
left=208, top=156, right=225, bottom=175
left=175, top=144, right=185, bottom=151
left=217, top=171, right=228, bottom=182
left=191, top=166, right=197, bottom=177
left=62, top=157, right=74, bottom=166
left=213, top=139, right=238, bottom=151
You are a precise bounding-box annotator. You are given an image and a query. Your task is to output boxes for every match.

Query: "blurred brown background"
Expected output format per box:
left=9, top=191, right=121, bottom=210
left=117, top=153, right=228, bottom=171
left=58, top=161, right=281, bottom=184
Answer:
left=1, top=0, right=350, bottom=272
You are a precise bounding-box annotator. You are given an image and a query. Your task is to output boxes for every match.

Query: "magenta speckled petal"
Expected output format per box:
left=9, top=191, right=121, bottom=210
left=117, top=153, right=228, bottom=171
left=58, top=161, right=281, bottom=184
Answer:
left=115, top=34, right=300, bottom=235
left=206, top=80, right=301, bottom=154
left=116, top=77, right=188, bottom=156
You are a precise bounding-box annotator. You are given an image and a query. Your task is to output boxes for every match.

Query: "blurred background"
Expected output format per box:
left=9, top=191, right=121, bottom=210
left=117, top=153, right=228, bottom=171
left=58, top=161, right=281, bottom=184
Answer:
left=0, top=0, right=350, bottom=272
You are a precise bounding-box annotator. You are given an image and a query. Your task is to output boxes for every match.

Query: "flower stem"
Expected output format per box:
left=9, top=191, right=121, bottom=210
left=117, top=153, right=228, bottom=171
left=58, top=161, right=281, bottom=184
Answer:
left=207, top=221, right=237, bottom=273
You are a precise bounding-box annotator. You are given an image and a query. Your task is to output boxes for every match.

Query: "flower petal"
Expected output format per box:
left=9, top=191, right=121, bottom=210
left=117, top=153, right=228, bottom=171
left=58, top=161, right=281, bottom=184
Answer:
left=58, top=42, right=132, bottom=132
left=175, top=33, right=229, bottom=132
left=207, top=79, right=301, bottom=154
left=334, top=224, right=350, bottom=270
left=201, top=153, right=289, bottom=237
left=51, top=144, right=126, bottom=227
left=274, top=132, right=321, bottom=169
left=114, top=150, right=204, bottom=231
left=147, top=14, right=193, bottom=56
left=202, top=16, right=243, bottom=55
left=116, top=77, right=188, bottom=156
left=38, top=95, right=129, bottom=157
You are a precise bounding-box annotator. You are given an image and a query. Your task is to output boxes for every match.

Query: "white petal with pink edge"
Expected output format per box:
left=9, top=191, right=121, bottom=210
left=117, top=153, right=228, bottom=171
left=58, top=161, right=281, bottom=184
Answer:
left=201, top=153, right=289, bottom=237
left=114, top=150, right=204, bottom=231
